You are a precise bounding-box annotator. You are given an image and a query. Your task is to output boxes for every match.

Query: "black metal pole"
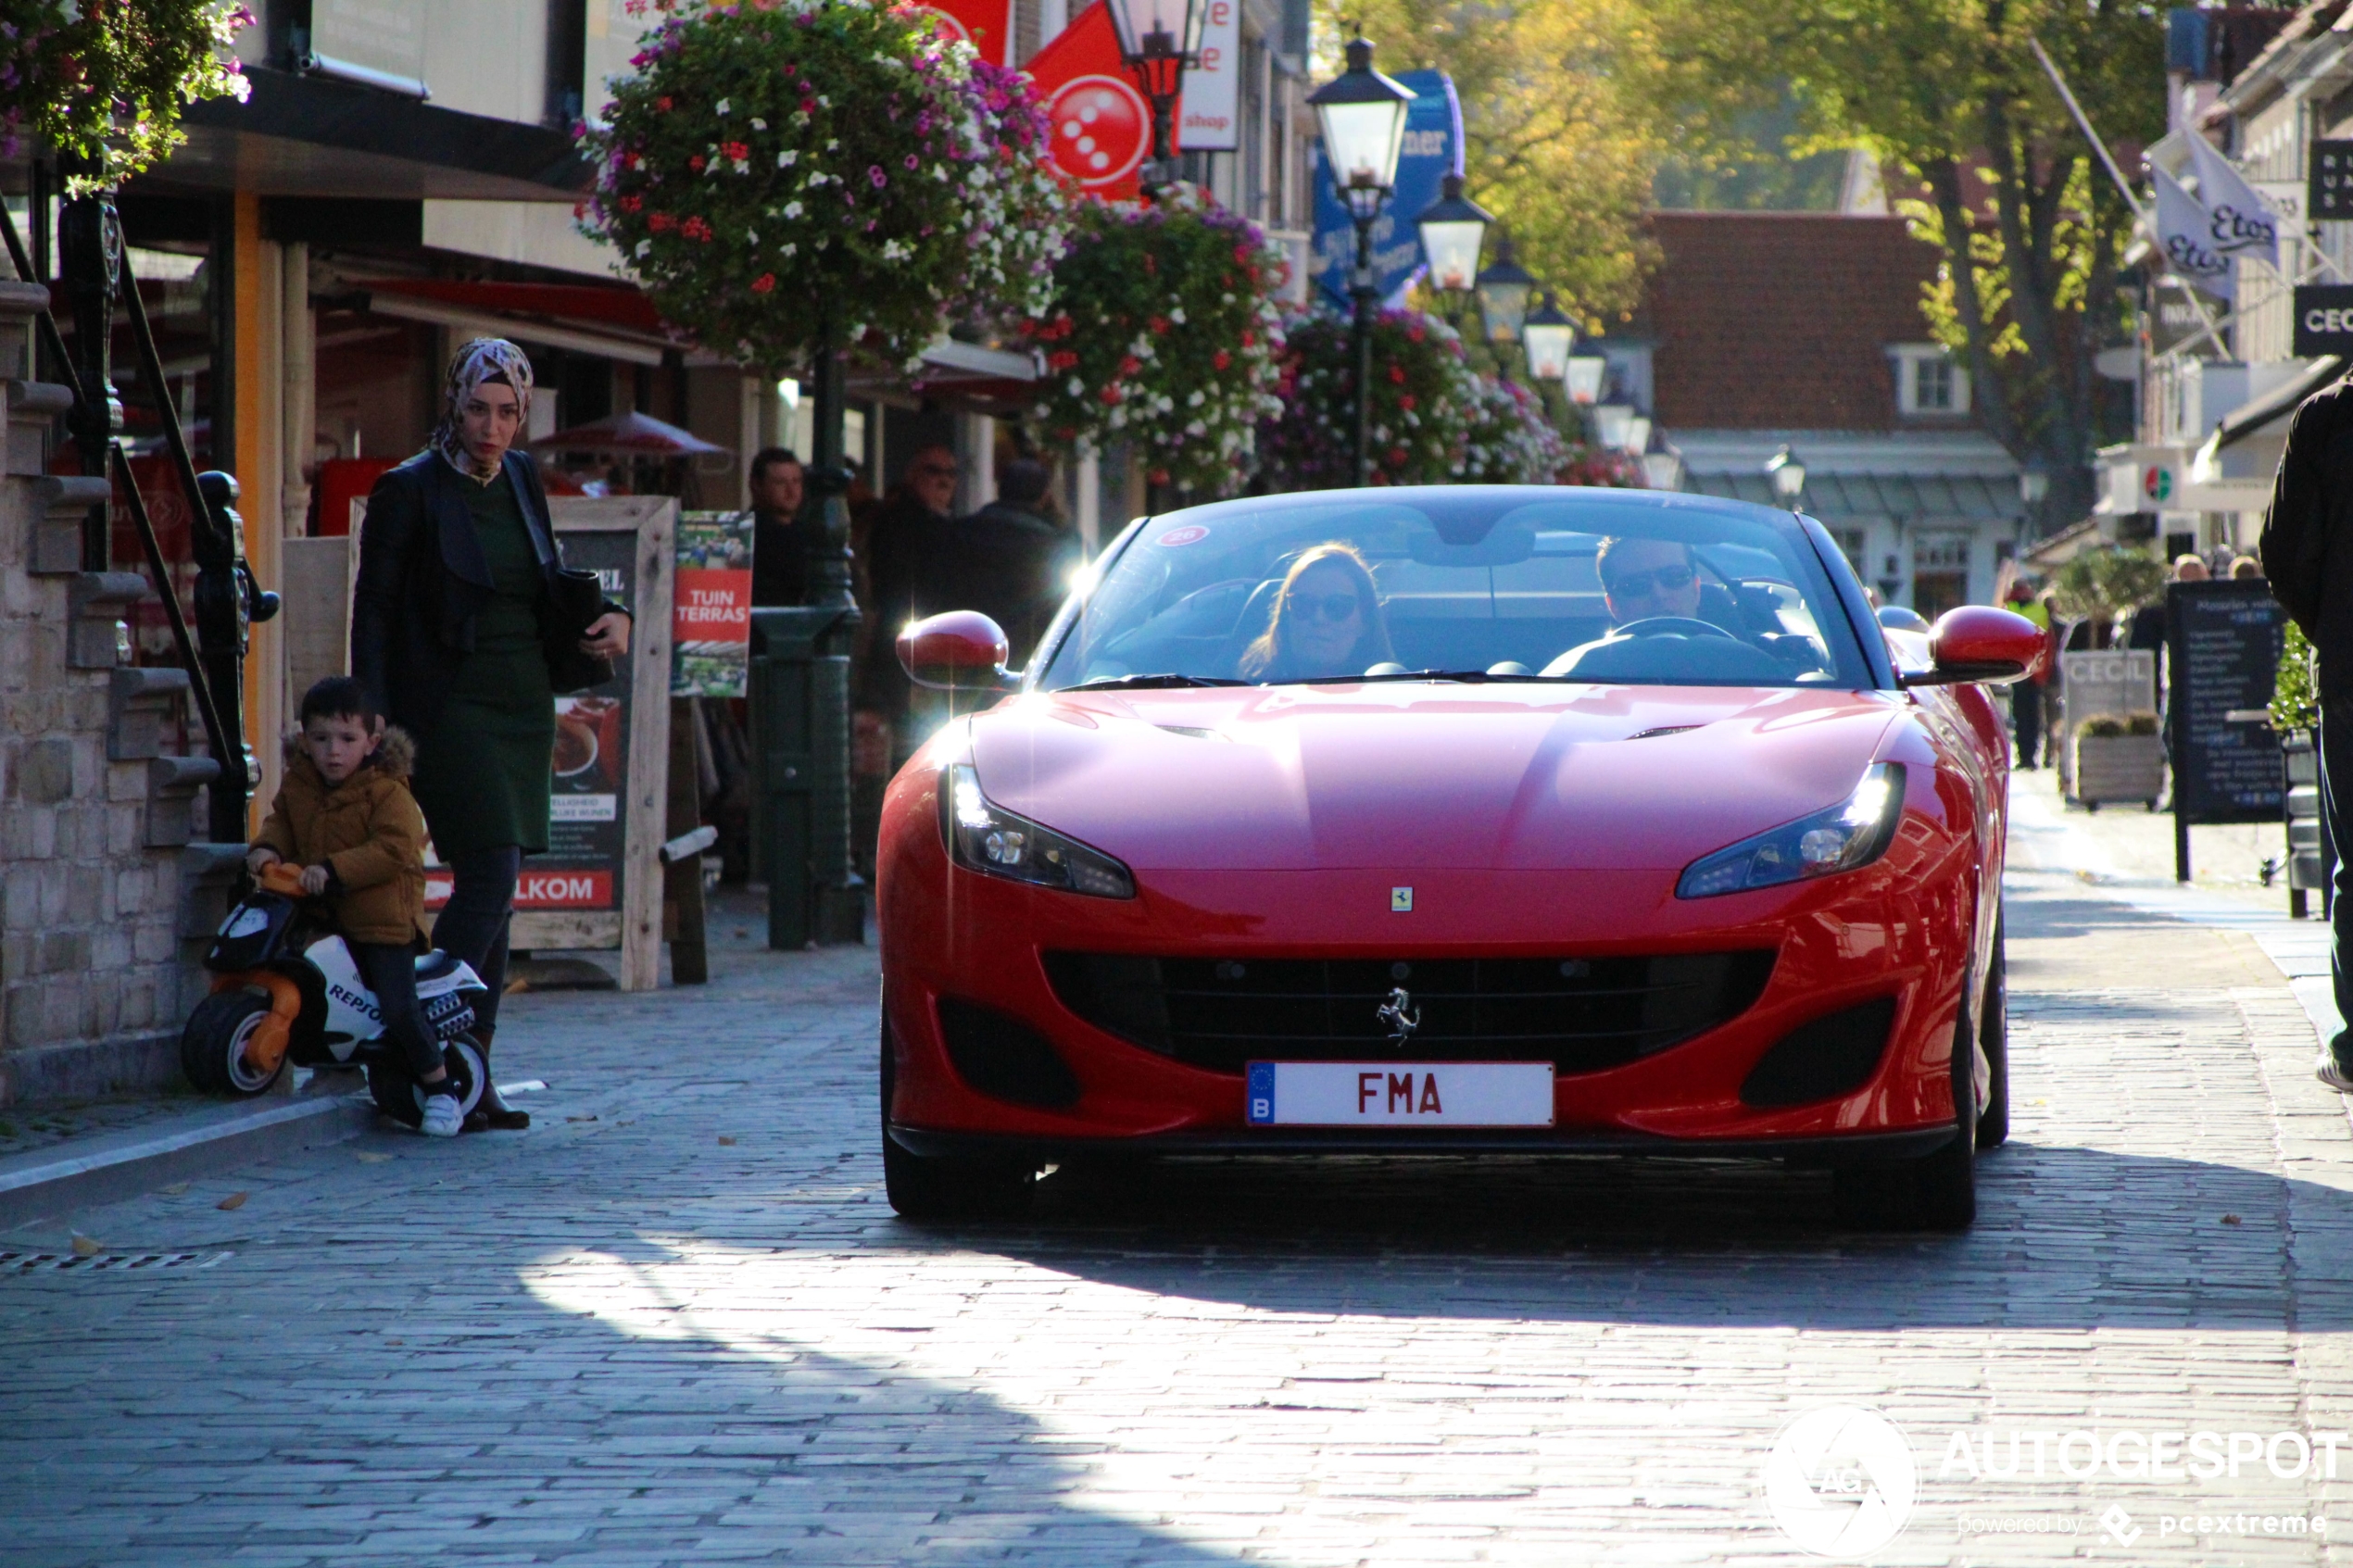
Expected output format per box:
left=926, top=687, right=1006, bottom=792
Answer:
left=1351, top=211, right=1378, bottom=488
left=801, top=316, right=865, bottom=945
left=56, top=176, right=120, bottom=571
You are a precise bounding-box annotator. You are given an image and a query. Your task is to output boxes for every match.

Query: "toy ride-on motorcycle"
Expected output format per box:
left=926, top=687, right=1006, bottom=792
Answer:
left=181, top=862, right=492, bottom=1128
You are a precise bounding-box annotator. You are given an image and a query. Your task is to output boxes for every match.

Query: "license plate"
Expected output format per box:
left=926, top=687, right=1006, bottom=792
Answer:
left=1244, top=1061, right=1555, bottom=1128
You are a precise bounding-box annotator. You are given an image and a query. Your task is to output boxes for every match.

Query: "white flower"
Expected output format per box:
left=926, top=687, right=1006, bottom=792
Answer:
left=715, top=98, right=730, bottom=115
left=750, top=118, right=768, bottom=131
left=635, top=239, right=652, bottom=258
left=784, top=200, right=803, bottom=218
left=782, top=242, right=798, bottom=257
left=777, top=148, right=799, bottom=167
left=1169, top=307, right=1186, bottom=324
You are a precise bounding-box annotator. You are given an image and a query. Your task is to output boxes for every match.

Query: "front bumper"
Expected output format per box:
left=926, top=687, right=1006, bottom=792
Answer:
left=887, top=1121, right=1964, bottom=1166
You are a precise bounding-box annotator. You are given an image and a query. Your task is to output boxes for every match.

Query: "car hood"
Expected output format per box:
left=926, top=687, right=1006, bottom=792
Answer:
left=967, top=684, right=1906, bottom=872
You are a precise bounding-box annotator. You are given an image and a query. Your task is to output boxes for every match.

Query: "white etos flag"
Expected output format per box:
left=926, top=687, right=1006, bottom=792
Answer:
left=2185, top=134, right=2281, bottom=273
left=2153, top=163, right=2235, bottom=299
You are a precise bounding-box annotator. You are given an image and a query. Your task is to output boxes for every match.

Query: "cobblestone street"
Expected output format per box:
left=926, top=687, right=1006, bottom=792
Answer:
left=6, top=782, right=2353, bottom=1565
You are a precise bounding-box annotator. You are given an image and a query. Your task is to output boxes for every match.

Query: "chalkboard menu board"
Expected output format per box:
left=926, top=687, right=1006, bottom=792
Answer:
left=2167, top=579, right=2285, bottom=825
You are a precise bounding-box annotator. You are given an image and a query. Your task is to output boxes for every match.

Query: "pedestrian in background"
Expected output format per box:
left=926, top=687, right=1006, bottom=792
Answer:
left=857, top=443, right=963, bottom=771
left=2232, top=555, right=2265, bottom=580
left=352, top=338, right=632, bottom=1130
left=2260, top=379, right=2353, bottom=1091
left=747, top=446, right=810, bottom=608
left=956, top=458, right=1080, bottom=667
left=2003, top=578, right=2049, bottom=769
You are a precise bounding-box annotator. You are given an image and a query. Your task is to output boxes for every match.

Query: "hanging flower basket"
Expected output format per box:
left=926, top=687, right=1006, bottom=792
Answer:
left=1458, top=376, right=1567, bottom=484
left=3, top=1, right=252, bottom=191
left=1555, top=444, right=1644, bottom=487
left=1255, top=308, right=1477, bottom=491
left=1021, top=184, right=1288, bottom=499
left=578, top=0, right=1071, bottom=374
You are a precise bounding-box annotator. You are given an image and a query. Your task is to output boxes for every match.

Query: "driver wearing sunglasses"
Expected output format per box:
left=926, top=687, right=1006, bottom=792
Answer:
left=1597, top=535, right=1707, bottom=626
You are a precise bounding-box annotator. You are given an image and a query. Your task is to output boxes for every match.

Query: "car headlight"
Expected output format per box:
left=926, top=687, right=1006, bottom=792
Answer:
left=941, top=763, right=1136, bottom=898
left=1676, top=763, right=1906, bottom=898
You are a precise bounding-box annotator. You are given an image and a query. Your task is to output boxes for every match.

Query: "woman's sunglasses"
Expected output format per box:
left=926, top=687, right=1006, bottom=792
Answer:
left=1604, top=563, right=1697, bottom=599
left=1285, top=592, right=1362, bottom=623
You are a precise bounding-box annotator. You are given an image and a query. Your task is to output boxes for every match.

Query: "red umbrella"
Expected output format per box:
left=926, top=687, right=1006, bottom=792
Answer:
left=530, top=411, right=730, bottom=457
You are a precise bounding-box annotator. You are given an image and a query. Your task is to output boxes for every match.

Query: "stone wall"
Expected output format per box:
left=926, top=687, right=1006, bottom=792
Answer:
left=0, top=282, right=232, bottom=1107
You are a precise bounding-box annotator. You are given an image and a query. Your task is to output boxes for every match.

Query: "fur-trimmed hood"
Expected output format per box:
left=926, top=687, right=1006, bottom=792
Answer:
left=280, top=723, right=417, bottom=784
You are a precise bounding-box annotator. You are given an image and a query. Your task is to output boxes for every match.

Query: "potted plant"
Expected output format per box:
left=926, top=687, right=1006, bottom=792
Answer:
left=2072, top=710, right=2164, bottom=810
left=3, top=1, right=252, bottom=188
left=1256, top=307, right=1478, bottom=491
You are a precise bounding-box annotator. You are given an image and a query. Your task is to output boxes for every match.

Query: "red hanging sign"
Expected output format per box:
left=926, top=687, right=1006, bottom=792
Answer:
left=912, top=0, right=1013, bottom=65
left=1022, top=2, right=1175, bottom=202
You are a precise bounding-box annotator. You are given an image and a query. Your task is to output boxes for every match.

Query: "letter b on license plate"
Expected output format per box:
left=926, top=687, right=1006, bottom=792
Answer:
left=1245, top=1061, right=1554, bottom=1127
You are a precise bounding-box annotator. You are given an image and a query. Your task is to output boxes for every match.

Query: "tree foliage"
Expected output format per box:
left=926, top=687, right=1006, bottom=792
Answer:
left=1313, top=0, right=1664, bottom=330
left=2050, top=544, right=2165, bottom=633
left=1637, top=0, right=2165, bottom=516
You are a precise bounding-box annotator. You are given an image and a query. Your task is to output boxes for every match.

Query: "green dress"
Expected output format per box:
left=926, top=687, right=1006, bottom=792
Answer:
left=410, top=474, right=555, bottom=858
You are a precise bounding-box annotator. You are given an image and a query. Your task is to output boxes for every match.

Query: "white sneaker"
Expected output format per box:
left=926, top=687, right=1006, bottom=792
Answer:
left=419, top=1091, right=463, bottom=1137
left=2316, top=1055, right=2353, bottom=1095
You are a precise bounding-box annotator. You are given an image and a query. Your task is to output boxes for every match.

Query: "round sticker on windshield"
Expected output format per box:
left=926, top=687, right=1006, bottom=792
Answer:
left=1155, top=524, right=1209, bottom=546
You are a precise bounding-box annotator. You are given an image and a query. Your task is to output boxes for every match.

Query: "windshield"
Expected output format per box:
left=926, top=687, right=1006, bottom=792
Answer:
left=1035, top=489, right=1876, bottom=691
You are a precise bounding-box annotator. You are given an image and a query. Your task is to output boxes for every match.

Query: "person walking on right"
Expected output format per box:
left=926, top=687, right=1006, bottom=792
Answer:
left=2261, top=380, right=2353, bottom=1091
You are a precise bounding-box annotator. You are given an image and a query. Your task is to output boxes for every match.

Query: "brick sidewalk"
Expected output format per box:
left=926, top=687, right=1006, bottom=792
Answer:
left=0, top=868, right=2349, bottom=1563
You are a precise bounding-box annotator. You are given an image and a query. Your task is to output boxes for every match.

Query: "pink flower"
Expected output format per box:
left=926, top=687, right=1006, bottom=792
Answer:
left=868, top=166, right=887, bottom=188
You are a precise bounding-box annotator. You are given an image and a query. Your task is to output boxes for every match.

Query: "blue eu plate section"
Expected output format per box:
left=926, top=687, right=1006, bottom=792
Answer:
left=1246, top=1061, right=1276, bottom=1126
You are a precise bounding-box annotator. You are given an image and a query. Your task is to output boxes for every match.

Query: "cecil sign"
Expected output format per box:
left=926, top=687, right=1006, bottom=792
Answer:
left=2294, top=284, right=2353, bottom=356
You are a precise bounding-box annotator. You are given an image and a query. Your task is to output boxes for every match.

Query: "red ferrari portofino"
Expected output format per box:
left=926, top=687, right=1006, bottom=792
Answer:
left=875, top=487, right=2045, bottom=1229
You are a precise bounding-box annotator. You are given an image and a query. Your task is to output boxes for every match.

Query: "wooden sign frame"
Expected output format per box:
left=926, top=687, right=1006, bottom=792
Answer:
left=506, top=496, right=677, bottom=990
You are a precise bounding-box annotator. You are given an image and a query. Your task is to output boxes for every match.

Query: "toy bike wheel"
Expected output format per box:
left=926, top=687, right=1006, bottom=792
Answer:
left=367, top=1035, right=487, bottom=1128
left=181, top=991, right=285, bottom=1098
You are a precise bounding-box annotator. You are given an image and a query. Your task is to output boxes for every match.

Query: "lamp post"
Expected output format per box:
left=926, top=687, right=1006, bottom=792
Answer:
left=2019, top=462, right=2049, bottom=525
left=1416, top=171, right=1491, bottom=295
left=1766, top=443, right=1806, bottom=509
left=1106, top=0, right=1207, bottom=197
left=1310, top=36, right=1416, bottom=487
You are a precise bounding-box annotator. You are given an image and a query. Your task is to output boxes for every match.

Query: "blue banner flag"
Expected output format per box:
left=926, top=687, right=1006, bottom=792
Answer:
left=1309, top=69, right=1464, bottom=311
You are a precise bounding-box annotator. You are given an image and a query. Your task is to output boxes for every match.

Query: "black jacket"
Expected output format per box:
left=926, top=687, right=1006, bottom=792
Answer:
left=2262, top=379, right=2353, bottom=688
left=350, top=449, right=614, bottom=739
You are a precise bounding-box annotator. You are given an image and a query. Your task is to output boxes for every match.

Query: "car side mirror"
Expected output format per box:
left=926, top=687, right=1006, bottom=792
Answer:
left=1900, top=605, right=2048, bottom=687
left=898, top=610, right=1019, bottom=692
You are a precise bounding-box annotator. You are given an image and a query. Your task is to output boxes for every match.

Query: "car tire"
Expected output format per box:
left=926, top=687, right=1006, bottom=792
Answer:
left=180, top=990, right=283, bottom=1098
left=1975, top=910, right=2009, bottom=1151
left=1833, top=989, right=1977, bottom=1232
left=878, top=1022, right=1035, bottom=1221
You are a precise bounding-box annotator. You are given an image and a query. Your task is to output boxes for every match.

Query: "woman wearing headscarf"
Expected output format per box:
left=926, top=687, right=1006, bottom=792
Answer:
left=1238, top=544, right=1395, bottom=683
left=351, top=339, right=631, bottom=1130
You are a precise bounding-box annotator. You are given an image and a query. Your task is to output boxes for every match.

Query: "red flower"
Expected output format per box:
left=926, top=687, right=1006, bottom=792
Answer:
left=1388, top=447, right=1410, bottom=468
left=1048, top=350, right=1079, bottom=370
left=1398, top=395, right=1416, bottom=411
left=681, top=216, right=713, bottom=242
left=1099, top=386, right=1124, bottom=405
left=1212, top=349, right=1231, bottom=370
left=1239, top=331, right=1255, bottom=348
left=1406, top=325, right=1426, bottom=343
left=751, top=273, right=775, bottom=293
left=657, top=95, right=673, bottom=111
left=1148, top=315, right=1169, bottom=334
left=1119, top=355, right=1143, bottom=376
left=1388, top=364, right=1406, bottom=384
left=722, top=141, right=749, bottom=161
left=647, top=211, right=676, bottom=232
left=689, top=154, right=706, bottom=171
left=618, top=194, right=643, bottom=213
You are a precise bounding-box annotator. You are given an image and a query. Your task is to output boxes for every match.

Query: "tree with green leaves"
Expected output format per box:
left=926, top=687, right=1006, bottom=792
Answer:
left=1640, top=0, right=2166, bottom=521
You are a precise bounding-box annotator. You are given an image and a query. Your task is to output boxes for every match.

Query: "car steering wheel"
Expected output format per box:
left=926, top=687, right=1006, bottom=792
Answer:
left=1611, top=616, right=1742, bottom=641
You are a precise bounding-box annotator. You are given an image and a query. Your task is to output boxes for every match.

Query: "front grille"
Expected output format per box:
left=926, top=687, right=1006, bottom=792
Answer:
left=1043, top=950, right=1777, bottom=1076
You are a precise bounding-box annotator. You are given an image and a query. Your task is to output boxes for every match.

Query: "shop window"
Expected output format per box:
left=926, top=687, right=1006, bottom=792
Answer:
left=1912, top=531, right=1970, bottom=621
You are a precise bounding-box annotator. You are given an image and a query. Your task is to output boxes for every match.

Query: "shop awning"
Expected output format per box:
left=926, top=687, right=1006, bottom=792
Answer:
left=1686, top=470, right=2020, bottom=520
left=350, top=278, right=676, bottom=366
left=2206, top=355, right=2343, bottom=453
left=531, top=412, right=730, bottom=458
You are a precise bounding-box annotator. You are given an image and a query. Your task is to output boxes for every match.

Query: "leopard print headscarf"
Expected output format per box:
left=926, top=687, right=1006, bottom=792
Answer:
left=432, top=337, right=535, bottom=483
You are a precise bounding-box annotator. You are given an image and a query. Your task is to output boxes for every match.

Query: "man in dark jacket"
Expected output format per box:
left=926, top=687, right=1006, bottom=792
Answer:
left=2260, top=380, right=2353, bottom=1090
left=856, top=445, right=963, bottom=764
left=746, top=446, right=810, bottom=608
left=955, top=458, right=1080, bottom=665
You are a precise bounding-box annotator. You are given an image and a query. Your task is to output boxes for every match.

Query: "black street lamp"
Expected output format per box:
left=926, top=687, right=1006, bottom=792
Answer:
left=1767, top=443, right=1807, bottom=509
left=1416, top=171, right=1491, bottom=295
left=1106, top=0, right=1208, bottom=196
left=1474, top=240, right=1535, bottom=374
left=1309, top=36, right=1416, bottom=487
left=1521, top=292, right=1576, bottom=384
